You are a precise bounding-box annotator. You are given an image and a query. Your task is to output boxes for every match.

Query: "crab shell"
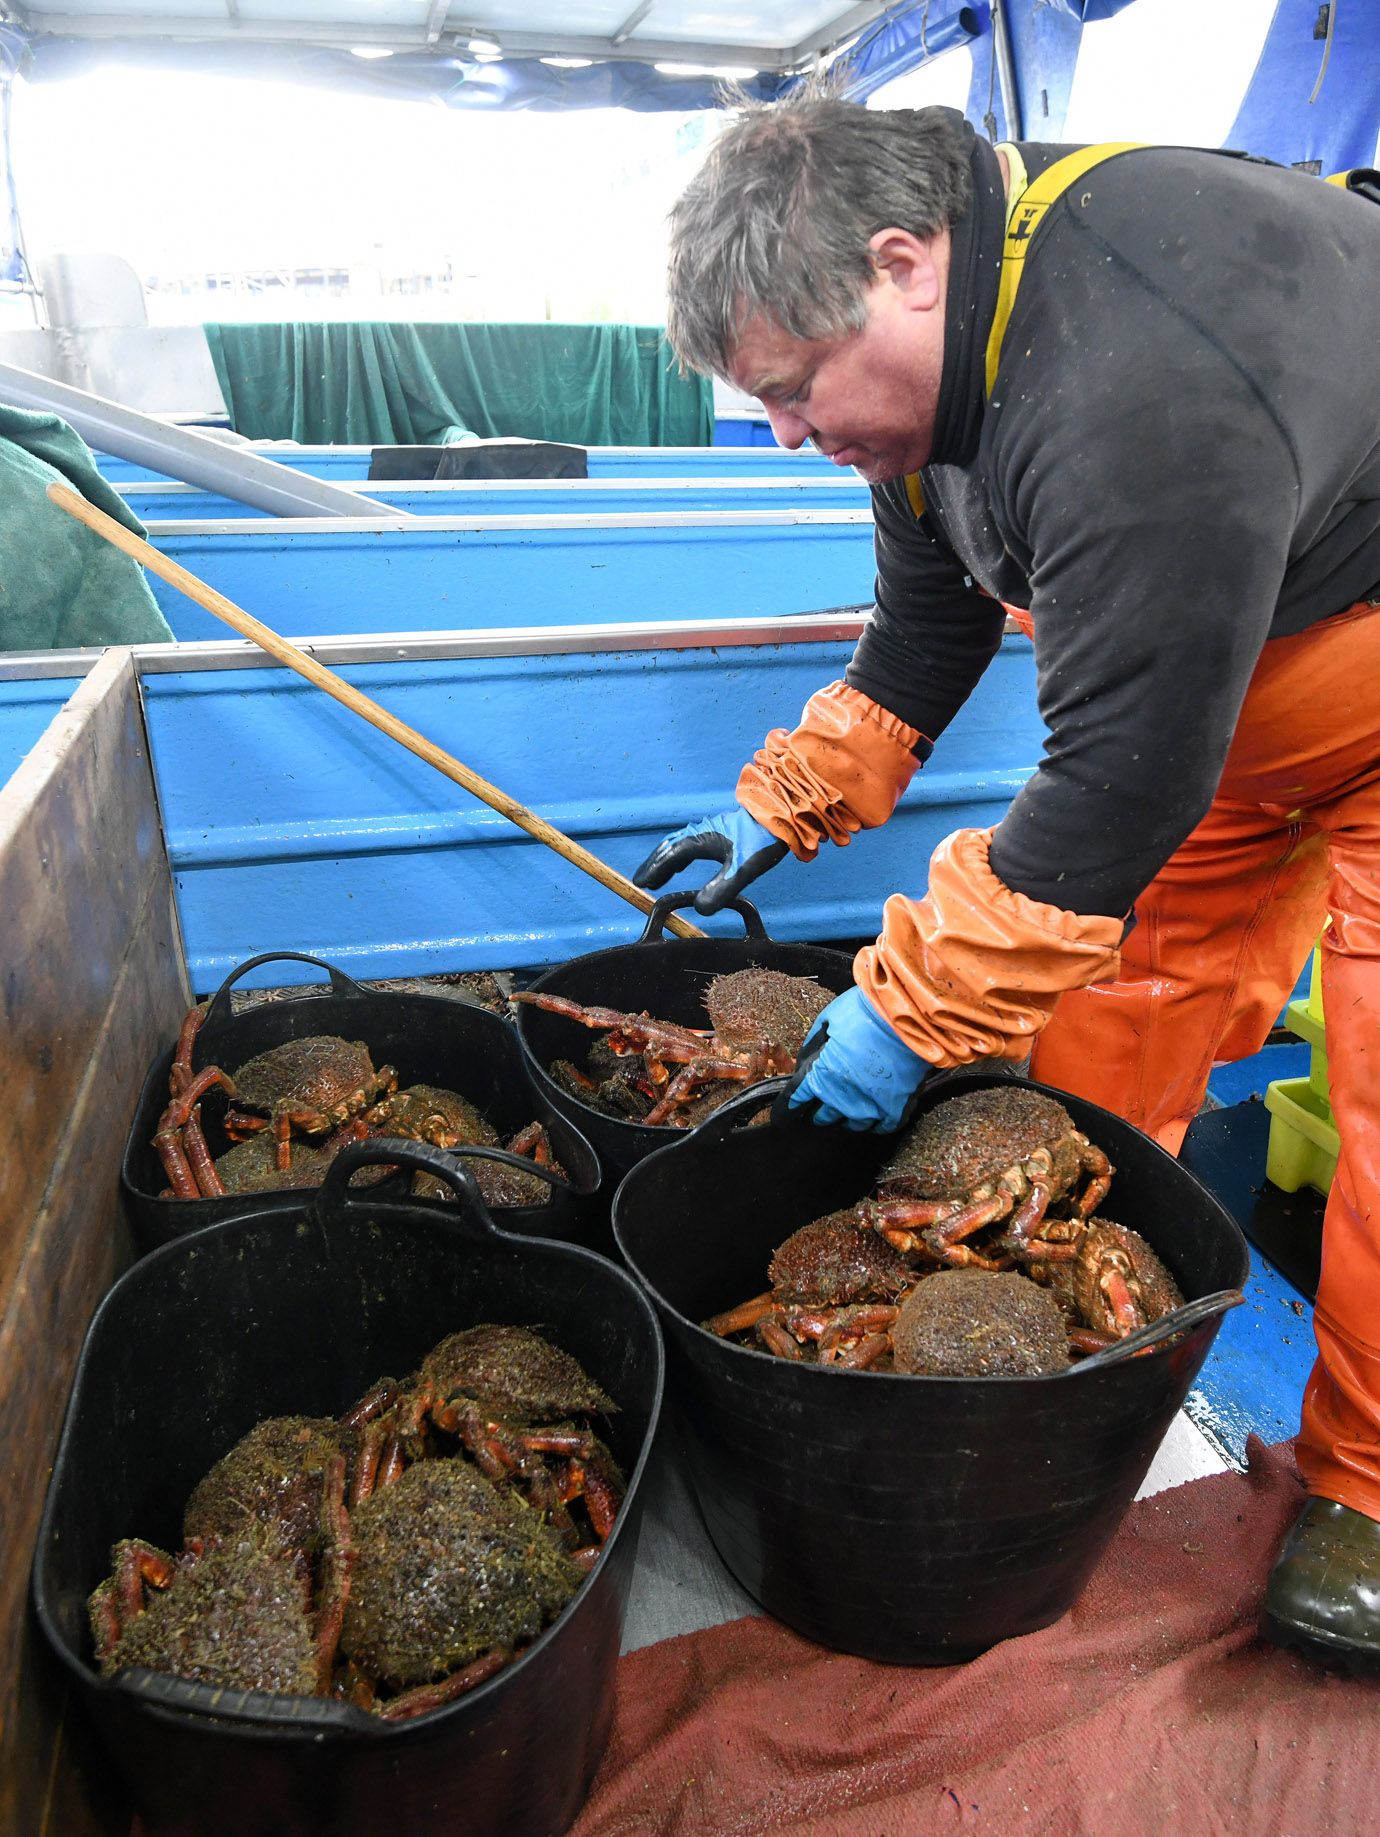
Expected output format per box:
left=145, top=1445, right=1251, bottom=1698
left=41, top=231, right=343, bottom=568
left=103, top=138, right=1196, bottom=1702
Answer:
left=340, top=1459, right=582, bottom=1688
left=183, top=1415, right=357, bottom=1558
left=767, top=1208, right=915, bottom=1308
left=415, top=1324, right=615, bottom=1425
left=231, top=1035, right=383, bottom=1121
left=890, top=1269, right=1072, bottom=1377
left=89, top=1532, right=319, bottom=1694
left=702, top=968, right=832, bottom=1058
left=877, top=1087, right=1088, bottom=1199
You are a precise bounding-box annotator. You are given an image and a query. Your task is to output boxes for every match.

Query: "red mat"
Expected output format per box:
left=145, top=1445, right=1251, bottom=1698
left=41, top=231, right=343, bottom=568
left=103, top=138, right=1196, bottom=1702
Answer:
left=572, top=1439, right=1379, bottom=1836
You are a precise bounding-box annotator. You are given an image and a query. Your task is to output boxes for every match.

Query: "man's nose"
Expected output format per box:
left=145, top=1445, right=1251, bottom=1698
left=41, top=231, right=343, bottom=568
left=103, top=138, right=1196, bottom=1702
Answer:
left=762, top=402, right=811, bottom=450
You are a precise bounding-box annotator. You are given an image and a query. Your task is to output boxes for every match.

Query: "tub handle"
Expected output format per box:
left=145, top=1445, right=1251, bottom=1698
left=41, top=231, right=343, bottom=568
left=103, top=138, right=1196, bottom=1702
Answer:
left=685, top=1074, right=798, bottom=1142
left=640, top=891, right=770, bottom=942
left=310, top=1136, right=504, bottom=1234
left=1069, top=1288, right=1246, bottom=1371
left=201, top=950, right=369, bottom=1031
left=442, top=1142, right=571, bottom=1193
left=111, top=1664, right=378, bottom=1732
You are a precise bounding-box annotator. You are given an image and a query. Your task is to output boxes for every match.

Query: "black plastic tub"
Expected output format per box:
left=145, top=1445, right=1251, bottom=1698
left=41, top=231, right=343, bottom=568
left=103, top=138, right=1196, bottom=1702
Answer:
left=34, top=1141, right=664, bottom=1837
left=513, top=895, right=855, bottom=1175
left=612, top=1071, right=1249, bottom=1667
left=122, top=952, right=601, bottom=1254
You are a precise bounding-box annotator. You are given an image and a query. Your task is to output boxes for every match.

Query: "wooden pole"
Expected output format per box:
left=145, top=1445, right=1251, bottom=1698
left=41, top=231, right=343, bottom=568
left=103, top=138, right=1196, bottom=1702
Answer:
left=48, top=481, right=706, bottom=939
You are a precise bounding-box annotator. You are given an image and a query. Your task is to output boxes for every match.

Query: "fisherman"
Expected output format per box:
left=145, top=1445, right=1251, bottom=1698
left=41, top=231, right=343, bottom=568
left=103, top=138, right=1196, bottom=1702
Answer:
left=635, top=93, right=1380, bottom=1670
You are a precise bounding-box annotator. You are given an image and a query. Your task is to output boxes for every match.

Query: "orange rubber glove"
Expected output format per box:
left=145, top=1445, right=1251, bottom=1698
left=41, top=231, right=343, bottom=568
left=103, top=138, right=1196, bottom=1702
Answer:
left=855, top=828, right=1125, bottom=1069
left=736, top=681, right=929, bottom=859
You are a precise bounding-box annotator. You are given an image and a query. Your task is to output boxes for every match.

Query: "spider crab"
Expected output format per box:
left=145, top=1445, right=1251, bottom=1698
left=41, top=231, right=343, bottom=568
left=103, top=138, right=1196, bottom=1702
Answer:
left=338, top=1457, right=582, bottom=1719
left=705, top=1208, right=922, bottom=1367
left=858, top=1086, right=1114, bottom=1268
left=345, top=1326, right=624, bottom=1557
left=1024, top=1217, right=1185, bottom=1348
left=513, top=967, right=832, bottom=1127
left=369, top=1088, right=567, bottom=1208
left=88, top=1446, right=351, bottom=1697
left=152, top=1003, right=398, bottom=1198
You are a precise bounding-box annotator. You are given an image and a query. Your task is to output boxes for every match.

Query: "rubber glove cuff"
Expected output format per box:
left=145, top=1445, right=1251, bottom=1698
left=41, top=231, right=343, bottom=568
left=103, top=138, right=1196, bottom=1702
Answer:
left=778, top=986, right=930, bottom=1133
left=633, top=806, right=788, bottom=915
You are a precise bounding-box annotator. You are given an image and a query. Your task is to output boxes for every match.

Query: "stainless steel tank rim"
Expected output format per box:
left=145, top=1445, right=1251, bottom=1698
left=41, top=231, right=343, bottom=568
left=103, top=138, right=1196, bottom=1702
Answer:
left=121, top=475, right=865, bottom=498
left=0, top=610, right=878, bottom=680
left=144, top=508, right=876, bottom=536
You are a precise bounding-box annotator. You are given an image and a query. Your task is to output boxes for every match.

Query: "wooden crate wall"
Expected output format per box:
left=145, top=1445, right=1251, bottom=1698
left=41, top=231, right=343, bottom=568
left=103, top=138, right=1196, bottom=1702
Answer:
left=0, top=649, right=189, bottom=1834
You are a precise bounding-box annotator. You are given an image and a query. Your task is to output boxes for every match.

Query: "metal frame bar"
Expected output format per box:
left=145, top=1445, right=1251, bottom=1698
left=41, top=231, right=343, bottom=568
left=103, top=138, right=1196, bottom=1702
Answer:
left=143, top=507, right=873, bottom=536
left=24, top=3, right=895, bottom=67
left=120, top=474, right=864, bottom=498
left=0, top=610, right=873, bottom=681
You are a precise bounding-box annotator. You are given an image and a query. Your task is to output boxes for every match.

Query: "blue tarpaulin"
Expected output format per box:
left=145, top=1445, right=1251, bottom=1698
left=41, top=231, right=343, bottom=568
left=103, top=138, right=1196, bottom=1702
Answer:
left=832, top=0, right=1377, bottom=174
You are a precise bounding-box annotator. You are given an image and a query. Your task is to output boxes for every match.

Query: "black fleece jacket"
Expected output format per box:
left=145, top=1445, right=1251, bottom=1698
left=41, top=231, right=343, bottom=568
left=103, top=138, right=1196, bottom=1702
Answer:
left=846, top=122, right=1380, bottom=917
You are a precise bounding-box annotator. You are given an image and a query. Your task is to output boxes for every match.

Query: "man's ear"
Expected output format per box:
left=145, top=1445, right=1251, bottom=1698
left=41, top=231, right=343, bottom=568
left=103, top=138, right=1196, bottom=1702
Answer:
left=868, top=227, right=942, bottom=311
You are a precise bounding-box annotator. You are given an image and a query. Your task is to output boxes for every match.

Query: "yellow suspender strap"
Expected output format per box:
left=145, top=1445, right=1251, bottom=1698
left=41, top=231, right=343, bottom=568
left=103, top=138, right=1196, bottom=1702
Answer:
left=902, top=140, right=1144, bottom=517
left=984, top=141, right=1145, bottom=397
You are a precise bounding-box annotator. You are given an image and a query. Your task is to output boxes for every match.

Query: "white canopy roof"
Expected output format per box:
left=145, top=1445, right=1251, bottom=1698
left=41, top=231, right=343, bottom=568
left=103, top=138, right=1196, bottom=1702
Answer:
left=9, top=0, right=891, bottom=72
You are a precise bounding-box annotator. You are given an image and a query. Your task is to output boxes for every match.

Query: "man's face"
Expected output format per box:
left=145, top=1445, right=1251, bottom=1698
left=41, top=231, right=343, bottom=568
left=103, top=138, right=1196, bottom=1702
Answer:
left=727, top=262, right=945, bottom=485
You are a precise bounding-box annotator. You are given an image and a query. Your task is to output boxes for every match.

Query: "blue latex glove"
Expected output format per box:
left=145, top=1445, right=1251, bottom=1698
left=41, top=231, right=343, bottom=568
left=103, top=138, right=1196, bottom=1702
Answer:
left=633, top=806, right=789, bottom=916
left=777, top=986, right=930, bottom=1133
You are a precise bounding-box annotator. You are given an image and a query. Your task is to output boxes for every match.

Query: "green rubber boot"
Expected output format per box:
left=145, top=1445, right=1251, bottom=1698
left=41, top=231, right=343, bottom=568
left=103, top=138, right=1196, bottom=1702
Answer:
left=1260, top=1497, right=1380, bottom=1673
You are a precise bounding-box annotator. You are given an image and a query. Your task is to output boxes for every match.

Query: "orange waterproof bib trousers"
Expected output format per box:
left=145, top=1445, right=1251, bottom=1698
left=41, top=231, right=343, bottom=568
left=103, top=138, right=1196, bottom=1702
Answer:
left=1029, top=601, right=1380, bottom=1518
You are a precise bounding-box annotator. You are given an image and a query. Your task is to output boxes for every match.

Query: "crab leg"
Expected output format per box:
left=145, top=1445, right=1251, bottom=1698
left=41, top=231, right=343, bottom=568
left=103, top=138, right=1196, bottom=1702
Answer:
left=815, top=1305, right=902, bottom=1364
left=643, top=1056, right=758, bottom=1126
left=550, top=1456, right=622, bottom=1542
left=1000, top=1171, right=1058, bottom=1251
left=930, top=1242, right=1016, bottom=1272
left=374, top=1647, right=514, bottom=1721
left=311, top=1454, right=353, bottom=1692
left=582, top=1465, right=622, bottom=1541
left=88, top=1583, right=124, bottom=1665
left=1074, top=1144, right=1115, bottom=1217
left=183, top=1106, right=226, bottom=1198
left=705, top=1291, right=779, bottom=1337
left=1095, top=1261, right=1147, bottom=1336
left=153, top=1066, right=237, bottom=1198
left=862, top=1189, right=1014, bottom=1260
left=758, top=1319, right=805, bottom=1360
left=506, top=1120, right=552, bottom=1162
left=1068, top=1325, right=1118, bottom=1355
left=114, top=1539, right=177, bottom=1621
left=168, top=1003, right=209, bottom=1098
left=510, top=991, right=710, bottom=1060
left=835, top=1332, right=893, bottom=1370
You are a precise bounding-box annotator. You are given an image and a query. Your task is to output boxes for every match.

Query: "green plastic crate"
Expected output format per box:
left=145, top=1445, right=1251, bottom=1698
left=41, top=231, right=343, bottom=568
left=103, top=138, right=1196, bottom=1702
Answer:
left=1307, top=942, right=1325, bottom=1027
left=1265, top=1074, right=1338, bottom=1197
left=1283, top=941, right=1329, bottom=1102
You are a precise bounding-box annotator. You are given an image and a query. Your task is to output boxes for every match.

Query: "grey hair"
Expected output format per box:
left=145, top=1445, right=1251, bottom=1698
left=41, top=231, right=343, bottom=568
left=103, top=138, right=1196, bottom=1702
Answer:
left=666, top=92, right=973, bottom=380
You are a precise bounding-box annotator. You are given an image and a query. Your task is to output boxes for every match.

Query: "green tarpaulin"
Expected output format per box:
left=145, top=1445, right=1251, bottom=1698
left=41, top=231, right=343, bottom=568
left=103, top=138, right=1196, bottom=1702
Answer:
left=0, top=405, right=173, bottom=651
left=204, top=322, right=713, bottom=448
